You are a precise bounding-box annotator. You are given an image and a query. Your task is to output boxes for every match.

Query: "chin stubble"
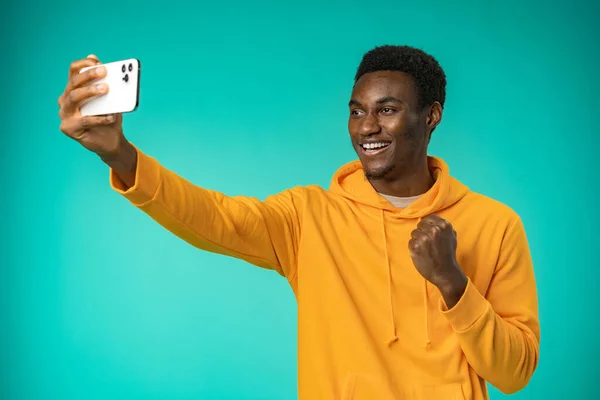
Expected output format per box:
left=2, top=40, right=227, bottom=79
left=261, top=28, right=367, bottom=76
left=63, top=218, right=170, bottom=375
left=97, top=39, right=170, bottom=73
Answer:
left=365, top=163, right=396, bottom=180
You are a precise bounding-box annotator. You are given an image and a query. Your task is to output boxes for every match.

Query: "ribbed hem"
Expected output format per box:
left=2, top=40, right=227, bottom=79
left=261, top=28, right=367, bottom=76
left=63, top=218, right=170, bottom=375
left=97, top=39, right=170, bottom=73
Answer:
left=109, top=145, right=162, bottom=206
left=439, top=278, right=489, bottom=333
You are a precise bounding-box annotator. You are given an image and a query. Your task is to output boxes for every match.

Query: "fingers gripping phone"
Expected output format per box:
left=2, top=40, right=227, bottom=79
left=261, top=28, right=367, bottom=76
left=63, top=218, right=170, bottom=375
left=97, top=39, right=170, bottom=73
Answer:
left=79, top=58, right=140, bottom=116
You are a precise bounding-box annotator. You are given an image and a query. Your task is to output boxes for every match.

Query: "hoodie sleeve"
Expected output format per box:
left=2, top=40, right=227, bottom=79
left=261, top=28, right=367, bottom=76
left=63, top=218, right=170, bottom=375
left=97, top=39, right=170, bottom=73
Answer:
left=109, top=146, right=304, bottom=281
left=439, top=215, right=540, bottom=394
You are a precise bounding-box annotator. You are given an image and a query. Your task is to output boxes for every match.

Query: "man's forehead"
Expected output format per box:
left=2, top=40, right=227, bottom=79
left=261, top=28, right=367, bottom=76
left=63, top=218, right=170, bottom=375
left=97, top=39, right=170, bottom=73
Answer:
left=352, top=71, right=415, bottom=98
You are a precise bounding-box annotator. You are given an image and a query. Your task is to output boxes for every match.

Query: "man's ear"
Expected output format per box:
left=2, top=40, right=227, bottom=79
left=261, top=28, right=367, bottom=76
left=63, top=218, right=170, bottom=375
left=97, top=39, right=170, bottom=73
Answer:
left=426, top=101, right=443, bottom=142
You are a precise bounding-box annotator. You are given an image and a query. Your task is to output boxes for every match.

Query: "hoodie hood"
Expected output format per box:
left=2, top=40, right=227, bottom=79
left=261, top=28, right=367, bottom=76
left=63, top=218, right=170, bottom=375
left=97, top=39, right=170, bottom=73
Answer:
left=328, top=156, right=470, bottom=347
left=329, top=156, right=469, bottom=217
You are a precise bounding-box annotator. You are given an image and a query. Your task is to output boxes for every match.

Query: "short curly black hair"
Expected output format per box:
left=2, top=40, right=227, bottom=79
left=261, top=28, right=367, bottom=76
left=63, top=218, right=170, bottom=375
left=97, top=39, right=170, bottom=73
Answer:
left=354, top=45, right=447, bottom=110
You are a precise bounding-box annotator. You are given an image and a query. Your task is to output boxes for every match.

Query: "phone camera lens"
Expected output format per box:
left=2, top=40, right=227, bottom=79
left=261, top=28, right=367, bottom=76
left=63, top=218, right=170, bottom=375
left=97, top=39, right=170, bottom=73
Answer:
left=123, top=74, right=129, bottom=83
left=122, top=64, right=126, bottom=73
left=128, top=63, right=133, bottom=72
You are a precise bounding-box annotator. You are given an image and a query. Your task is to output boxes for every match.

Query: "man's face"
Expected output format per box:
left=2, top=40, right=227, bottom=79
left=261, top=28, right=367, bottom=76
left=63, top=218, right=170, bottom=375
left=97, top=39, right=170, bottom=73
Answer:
left=348, top=71, right=435, bottom=181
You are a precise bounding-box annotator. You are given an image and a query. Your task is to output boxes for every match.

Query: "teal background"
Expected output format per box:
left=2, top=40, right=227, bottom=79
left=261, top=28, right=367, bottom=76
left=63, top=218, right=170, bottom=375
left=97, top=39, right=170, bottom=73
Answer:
left=2, top=0, right=598, bottom=399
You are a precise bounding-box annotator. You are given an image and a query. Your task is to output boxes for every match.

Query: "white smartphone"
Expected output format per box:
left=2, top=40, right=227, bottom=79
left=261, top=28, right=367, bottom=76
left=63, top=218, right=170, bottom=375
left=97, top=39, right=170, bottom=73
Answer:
left=79, top=58, right=140, bottom=116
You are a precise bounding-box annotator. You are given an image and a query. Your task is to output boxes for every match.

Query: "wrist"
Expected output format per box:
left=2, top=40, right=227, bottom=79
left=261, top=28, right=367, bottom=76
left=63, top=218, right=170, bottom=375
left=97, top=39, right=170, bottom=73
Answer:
left=101, top=140, right=137, bottom=173
left=436, top=268, right=468, bottom=310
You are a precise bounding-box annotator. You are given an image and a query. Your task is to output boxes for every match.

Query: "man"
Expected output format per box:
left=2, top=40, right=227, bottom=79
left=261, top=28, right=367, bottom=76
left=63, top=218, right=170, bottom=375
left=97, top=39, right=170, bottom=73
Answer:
left=58, top=45, right=540, bottom=399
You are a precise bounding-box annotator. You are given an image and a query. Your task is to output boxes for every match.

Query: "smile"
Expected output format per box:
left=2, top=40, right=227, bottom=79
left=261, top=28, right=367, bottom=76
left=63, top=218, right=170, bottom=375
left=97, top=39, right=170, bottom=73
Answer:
left=359, top=141, right=392, bottom=156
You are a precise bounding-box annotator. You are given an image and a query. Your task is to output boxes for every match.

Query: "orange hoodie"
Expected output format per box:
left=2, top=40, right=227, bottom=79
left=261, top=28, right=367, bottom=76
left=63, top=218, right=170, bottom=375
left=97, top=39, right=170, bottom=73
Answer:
left=110, top=146, right=540, bottom=400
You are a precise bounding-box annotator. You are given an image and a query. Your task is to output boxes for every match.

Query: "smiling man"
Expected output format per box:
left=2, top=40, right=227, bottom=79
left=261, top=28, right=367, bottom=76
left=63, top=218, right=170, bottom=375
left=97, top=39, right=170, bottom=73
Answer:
left=58, top=45, right=540, bottom=399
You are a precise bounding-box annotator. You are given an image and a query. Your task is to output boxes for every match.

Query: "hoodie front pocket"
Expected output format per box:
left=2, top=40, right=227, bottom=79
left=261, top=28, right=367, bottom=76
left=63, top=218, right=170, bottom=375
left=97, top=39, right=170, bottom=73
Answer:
left=340, top=373, right=398, bottom=400
left=341, top=373, right=466, bottom=400
left=411, top=383, right=466, bottom=400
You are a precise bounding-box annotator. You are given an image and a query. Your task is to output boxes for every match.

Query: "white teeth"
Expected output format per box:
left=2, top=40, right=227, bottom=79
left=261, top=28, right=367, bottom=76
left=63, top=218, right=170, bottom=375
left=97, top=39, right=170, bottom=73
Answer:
left=362, top=142, right=389, bottom=150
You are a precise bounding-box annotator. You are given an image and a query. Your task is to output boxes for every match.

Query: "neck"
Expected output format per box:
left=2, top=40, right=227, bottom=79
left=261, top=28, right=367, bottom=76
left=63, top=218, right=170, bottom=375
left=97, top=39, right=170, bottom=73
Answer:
left=369, top=158, right=434, bottom=197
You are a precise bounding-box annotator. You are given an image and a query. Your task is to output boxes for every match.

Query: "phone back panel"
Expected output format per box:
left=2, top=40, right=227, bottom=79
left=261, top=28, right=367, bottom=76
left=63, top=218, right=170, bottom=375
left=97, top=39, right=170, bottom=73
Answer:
left=79, top=58, right=140, bottom=116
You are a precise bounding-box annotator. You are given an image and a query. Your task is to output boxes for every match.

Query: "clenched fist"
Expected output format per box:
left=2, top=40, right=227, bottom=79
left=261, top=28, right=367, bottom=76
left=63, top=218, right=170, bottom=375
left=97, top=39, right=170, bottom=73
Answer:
left=409, top=214, right=468, bottom=308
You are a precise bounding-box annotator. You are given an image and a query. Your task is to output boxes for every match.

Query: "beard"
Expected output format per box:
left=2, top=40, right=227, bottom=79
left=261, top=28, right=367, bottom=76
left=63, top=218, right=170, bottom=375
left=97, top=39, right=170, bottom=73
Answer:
left=364, top=163, right=396, bottom=180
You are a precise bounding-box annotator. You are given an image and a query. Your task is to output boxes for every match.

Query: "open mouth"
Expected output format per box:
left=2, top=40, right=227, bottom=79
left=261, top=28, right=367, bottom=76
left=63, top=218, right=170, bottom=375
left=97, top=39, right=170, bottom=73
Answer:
left=359, top=141, right=392, bottom=155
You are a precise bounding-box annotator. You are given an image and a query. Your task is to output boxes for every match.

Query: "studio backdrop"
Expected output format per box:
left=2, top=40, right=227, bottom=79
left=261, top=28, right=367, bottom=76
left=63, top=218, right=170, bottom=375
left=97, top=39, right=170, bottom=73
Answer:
left=2, top=0, right=598, bottom=399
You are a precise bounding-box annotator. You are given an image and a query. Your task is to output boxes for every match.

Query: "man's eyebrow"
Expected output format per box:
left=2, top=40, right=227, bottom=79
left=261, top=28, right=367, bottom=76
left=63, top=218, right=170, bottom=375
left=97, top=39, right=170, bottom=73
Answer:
left=349, top=97, right=404, bottom=107
left=376, top=96, right=404, bottom=104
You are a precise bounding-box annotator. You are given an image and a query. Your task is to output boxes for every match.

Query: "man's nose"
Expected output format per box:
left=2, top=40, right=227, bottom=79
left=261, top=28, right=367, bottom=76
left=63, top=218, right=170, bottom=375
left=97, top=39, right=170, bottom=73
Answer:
left=359, top=113, right=381, bottom=136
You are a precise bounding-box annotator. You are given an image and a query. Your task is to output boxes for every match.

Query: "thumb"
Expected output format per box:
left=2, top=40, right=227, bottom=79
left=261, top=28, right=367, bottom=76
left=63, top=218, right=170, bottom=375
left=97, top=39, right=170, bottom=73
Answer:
left=87, top=54, right=100, bottom=64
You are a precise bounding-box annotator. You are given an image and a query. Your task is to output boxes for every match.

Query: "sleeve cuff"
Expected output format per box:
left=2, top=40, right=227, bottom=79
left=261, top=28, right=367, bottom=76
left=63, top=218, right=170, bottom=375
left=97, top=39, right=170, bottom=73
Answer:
left=439, top=278, right=490, bottom=333
left=109, top=145, right=162, bottom=206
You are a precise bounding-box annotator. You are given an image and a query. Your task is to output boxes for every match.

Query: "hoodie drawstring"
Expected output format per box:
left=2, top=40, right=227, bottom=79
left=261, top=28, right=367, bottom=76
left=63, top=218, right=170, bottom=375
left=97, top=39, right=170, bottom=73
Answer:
left=381, top=212, right=432, bottom=349
left=423, top=280, right=432, bottom=349
left=381, top=209, right=398, bottom=346
left=418, top=216, right=432, bottom=350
